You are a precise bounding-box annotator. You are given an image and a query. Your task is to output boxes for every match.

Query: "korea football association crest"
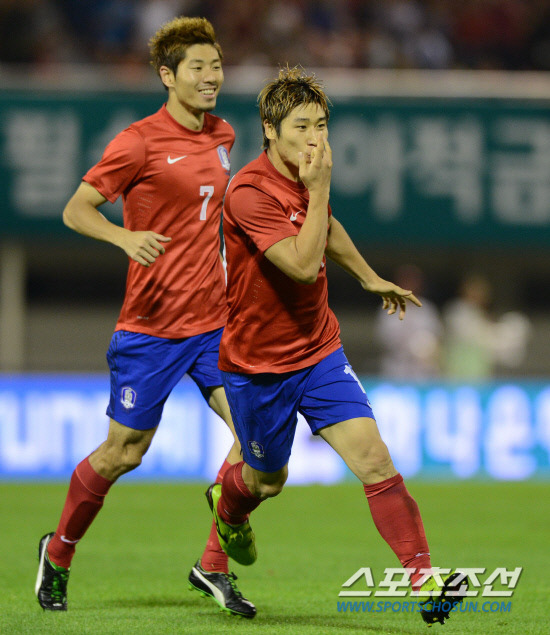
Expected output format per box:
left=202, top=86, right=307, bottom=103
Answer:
left=217, top=145, right=231, bottom=173
left=121, top=386, right=137, bottom=409
left=248, top=440, right=265, bottom=459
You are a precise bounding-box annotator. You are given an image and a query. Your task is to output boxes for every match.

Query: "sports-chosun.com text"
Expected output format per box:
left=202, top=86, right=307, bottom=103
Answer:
left=337, top=600, right=512, bottom=614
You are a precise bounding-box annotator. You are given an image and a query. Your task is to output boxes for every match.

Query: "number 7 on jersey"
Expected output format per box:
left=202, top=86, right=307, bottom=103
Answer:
left=199, top=185, right=214, bottom=221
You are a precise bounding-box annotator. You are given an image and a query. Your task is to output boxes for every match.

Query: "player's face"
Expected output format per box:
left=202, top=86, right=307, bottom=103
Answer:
left=163, top=43, right=224, bottom=115
left=265, top=103, right=328, bottom=180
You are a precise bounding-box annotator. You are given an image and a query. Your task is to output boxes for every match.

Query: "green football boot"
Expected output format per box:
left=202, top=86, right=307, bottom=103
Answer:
left=206, top=483, right=257, bottom=566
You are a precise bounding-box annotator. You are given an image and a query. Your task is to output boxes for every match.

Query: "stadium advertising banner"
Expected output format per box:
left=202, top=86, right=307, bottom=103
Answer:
left=1, top=90, right=550, bottom=246
left=0, top=375, right=548, bottom=482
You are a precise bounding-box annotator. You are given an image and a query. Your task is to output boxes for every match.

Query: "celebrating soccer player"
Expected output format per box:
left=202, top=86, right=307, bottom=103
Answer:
left=208, top=66, right=467, bottom=626
left=35, top=16, right=255, bottom=619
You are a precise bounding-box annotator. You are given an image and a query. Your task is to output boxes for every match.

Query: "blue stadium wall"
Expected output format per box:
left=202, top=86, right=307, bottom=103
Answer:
left=0, top=375, right=548, bottom=482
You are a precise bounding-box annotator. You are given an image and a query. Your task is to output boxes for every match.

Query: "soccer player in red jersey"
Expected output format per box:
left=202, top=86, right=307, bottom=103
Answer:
left=35, top=16, right=255, bottom=619
left=209, top=67, right=467, bottom=626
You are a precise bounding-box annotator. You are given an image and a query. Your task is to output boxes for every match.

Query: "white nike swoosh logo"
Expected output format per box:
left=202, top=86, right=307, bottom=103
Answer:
left=60, top=535, right=80, bottom=544
left=167, top=155, right=187, bottom=164
left=290, top=211, right=304, bottom=221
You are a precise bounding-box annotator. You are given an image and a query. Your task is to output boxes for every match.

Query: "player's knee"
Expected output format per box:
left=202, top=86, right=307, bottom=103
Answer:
left=100, top=440, right=149, bottom=476
left=121, top=437, right=155, bottom=471
left=119, top=448, right=144, bottom=472
left=255, top=469, right=287, bottom=499
left=257, top=480, right=285, bottom=499
left=355, top=441, right=394, bottom=482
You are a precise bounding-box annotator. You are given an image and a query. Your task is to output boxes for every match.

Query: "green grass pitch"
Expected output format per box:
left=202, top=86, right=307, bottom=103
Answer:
left=1, top=481, right=547, bottom=634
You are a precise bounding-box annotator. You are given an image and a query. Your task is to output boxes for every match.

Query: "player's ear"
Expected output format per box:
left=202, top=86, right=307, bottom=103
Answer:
left=159, top=66, right=175, bottom=90
left=263, top=120, right=277, bottom=141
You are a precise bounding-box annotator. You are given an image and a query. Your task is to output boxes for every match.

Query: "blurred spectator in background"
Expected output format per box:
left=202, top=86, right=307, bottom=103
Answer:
left=374, top=264, right=442, bottom=380
left=442, top=273, right=531, bottom=380
left=450, top=0, right=531, bottom=70
left=1, top=0, right=549, bottom=71
left=0, top=0, right=78, bottom=65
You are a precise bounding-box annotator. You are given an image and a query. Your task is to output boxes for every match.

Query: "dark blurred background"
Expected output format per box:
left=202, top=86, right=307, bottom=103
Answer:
left=3, top=0, right=550, bottom=70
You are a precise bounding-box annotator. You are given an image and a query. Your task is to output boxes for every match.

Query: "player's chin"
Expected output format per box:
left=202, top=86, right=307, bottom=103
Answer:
left=198, top=101, right=217, bottom=112
left=198, top=94, right=218, bottom=108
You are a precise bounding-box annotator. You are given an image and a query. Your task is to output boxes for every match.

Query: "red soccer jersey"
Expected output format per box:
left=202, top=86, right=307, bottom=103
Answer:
left=219, top=151, right=341, bottom=374
left=84, top=105, right=234, bottom=338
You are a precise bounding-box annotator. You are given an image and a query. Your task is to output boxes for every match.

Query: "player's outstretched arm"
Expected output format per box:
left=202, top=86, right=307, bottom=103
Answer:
left=63, top=182, right=171, bottom=267
left=325, top=216, right=421, bottom=320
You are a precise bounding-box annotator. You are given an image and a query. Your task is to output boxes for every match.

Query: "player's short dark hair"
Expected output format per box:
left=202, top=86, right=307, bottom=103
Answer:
left=258, top=66, right=331, bottom=149
left=149, top=16, right=222, bottom=82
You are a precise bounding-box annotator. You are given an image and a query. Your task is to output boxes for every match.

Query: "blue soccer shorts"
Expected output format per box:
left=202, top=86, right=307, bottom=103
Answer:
left=106, top=328, right=223, bottom=430
left=221, top=346, right=375, bottom=472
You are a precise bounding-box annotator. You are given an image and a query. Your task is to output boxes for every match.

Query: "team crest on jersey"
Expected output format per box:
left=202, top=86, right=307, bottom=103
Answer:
left=217, top=145, right=231, bottom=172
left=121, top=386, right=137, bottom=409
left=248, top=441, right=265, bottom=459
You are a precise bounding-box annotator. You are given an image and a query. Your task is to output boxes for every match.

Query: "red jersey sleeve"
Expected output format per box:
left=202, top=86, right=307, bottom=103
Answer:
left=227, top=183, right=298, bottom=253
left=83, top=128, right=145, bottom=203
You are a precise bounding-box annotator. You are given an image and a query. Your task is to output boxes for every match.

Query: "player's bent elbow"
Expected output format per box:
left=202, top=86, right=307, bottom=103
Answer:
left=289, top=259, right=321, bottom=284
left=300, top=271, right=319, bottom=285
left=299, top=262, right=322, bottom=284
left=62, top=206, right=76, bottom=230
left=287, top=268, right=318, bottom=285
left=266, top=241, right=320, bottom=284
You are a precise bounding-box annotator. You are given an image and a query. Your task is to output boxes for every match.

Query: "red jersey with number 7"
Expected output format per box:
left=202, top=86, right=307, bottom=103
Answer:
left=83, top=105, right=234, bottom=338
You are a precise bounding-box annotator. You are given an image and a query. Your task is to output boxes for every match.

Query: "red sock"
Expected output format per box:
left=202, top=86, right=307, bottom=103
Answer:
left=47, top=456, right=113, bottom=569
left=364, top=473, right=431, bottom=590
left=200, top=459, right=231, bottom=574
left=217, top=461, right=262, bottom=525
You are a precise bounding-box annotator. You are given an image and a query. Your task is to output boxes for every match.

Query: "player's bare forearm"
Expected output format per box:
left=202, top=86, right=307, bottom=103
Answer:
left=63, top=182, right=125, bottom=245
left=326, top=216, right=421, bottom=319
left=63, top=182, right=171, bottom=267
left=265, top=135, right=331, bottom=284
left=291, top=133, right=332, bottom=279
left=294, top=190, right=330, bottom=272
left=326, top=217, right=379, bottom=287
